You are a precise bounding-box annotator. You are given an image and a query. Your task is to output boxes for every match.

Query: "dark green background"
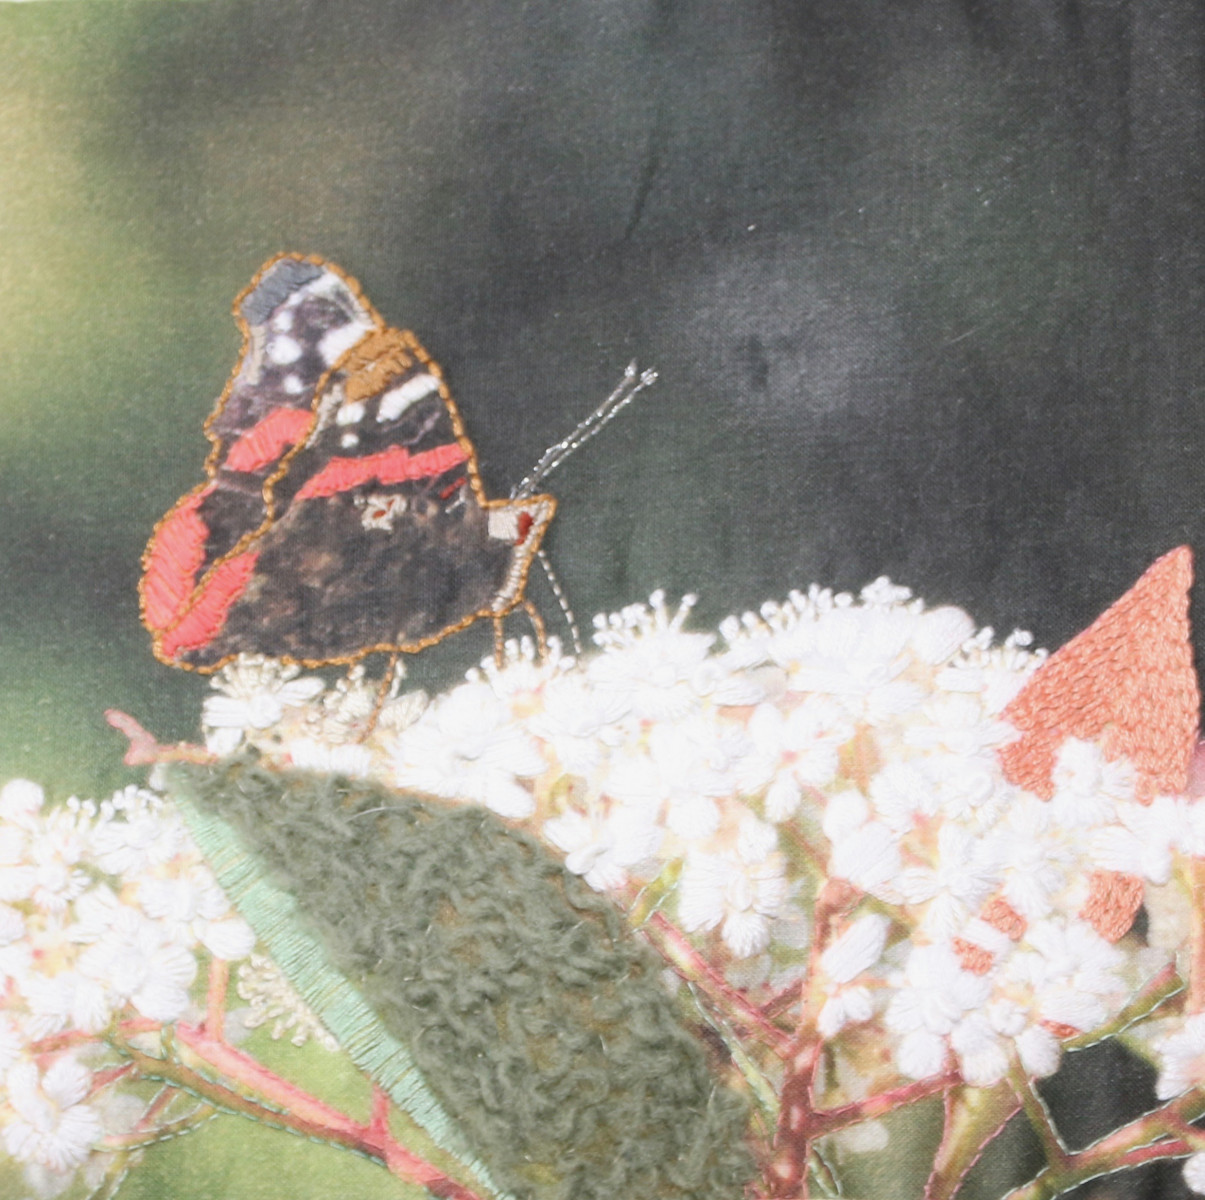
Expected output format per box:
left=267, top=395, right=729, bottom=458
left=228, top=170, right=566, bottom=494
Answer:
left=6, top=1, right=1205, bottom=799
left=1, top=5, right=1200, bottom=1195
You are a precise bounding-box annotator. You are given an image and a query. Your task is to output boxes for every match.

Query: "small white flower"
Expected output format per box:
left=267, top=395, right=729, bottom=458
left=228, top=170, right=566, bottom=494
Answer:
left=77, top=907, right=198, bottom=1023
left=1154, top=1012, right=1205, bottom=1099
left=905, top=693, right=1016, bottom=758
left=647, top=717, right=748, bottom=840
left=898, top=825, right=999, bottom=939
left=1014, top=1023, right=1061, bottom=1078
left=868, top=762, right=938, bottom=833
left=816, top=914, right=891, bottom=1038
left=676, top=828, right=788, bottom=958
left=1008, top=919, right=1126, bottom=1034
left=19, top=971, right=113, bottom=1039
left=1089, top=794, right=1187, bottom=885
left=284, top=738, right=374, bottom=778
left=543, top=805, right=662, bottom=893
left=392, top=683, right=545, bottom=819
left=1049, top=738, right=1132, bottom=827
left=744, top=697, right=854, bottom=819
left=828, top=819, right=902, bottom=898
left=777, top=605, right=922, bottom=721
left=135, top=864, right=255, bottom=960
left=950, top=1010, right=1010, bottom=1087
left=820, top=914, right=891, bottom=984
left=1184, top=1151, right=1205, bottom=1195
left=3, top=1057, right=102, bottom=1172
left=910, top=607, right=975, bottom=665
left=885, top=943, right=992, bottom=1078
left=589, top=593, right=713, bottom=721
left=817, top=986, right=875, bottom=1038
left=202, top=655, right=324, bottom=755
left=992, top=794, right=1072, bottom=921
left=528, top=674, right=629, bottom=776
left=88, top=791, right=185, bottom=878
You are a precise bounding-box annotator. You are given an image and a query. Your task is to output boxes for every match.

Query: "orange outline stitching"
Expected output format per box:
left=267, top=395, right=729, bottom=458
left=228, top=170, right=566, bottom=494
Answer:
left=141, top=254, right=557, bottom=674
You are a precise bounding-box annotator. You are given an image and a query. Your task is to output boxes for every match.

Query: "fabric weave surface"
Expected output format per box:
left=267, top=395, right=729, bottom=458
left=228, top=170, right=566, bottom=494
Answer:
left=173, top=754, right=755, bottom=1200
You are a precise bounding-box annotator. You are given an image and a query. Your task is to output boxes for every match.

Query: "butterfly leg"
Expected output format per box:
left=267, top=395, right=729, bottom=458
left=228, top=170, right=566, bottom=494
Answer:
left=536, top=547, right=582, bottom=655
left=493, top=617, right=506, bottom=668
left=356, top=652, right=400, bottom=741
left=522, top=598, right=549, bottom=660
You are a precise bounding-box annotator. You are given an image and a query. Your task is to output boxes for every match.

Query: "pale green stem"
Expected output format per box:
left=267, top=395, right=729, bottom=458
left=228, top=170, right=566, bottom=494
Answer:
left=1002, top=1084, right=1205, bottom=1200
left=1009, top=1057, right=1069, bottom=1171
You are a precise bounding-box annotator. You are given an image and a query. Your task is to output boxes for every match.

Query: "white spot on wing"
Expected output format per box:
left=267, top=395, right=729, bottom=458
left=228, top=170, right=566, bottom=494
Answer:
left=378, top=373, right=440, bottom=423
left=319, top=319, right=372, bottom=366
left=336, top=401, right=365, bottom=425
left=356, top=492, right=407, bottom=532
left=341, top=432, right=359, bottom=448
left=305, top=270, right=353, bottom=301
left=272, top=312, right=294, bottom=333
left=268, top=336, right=302, bottom=365
left=283, top=374, right=304, bottom=394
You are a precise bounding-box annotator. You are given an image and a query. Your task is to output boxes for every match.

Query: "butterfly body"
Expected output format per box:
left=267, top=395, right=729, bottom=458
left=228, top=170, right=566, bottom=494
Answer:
left=142, top=254, right=555, bottom=671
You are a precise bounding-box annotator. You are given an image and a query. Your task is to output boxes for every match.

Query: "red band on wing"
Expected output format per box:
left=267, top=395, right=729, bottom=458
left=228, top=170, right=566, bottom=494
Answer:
left=224, top=406, right=314, bottom=473
left=160, top=549, right=260, bottom=660
left=143, top=490, right=212, bottom=632
left=295, top=442, right=469, bottom=500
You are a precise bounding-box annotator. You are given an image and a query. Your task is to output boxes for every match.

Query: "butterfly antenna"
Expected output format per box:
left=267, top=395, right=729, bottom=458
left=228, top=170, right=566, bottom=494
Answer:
left=511, top=361, right=657, bottom=500
left=536, top=548, right=582, bottom=655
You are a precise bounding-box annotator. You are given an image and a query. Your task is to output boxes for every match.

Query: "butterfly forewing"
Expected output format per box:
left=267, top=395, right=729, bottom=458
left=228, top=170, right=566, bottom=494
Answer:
left=195, top=258, right=382, bottom=573
left=143, top=255, right=555, bottom=672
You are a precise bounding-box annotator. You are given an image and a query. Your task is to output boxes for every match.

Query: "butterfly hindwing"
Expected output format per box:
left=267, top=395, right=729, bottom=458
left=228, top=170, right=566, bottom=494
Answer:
left=142, top=256, right=555, bottom=671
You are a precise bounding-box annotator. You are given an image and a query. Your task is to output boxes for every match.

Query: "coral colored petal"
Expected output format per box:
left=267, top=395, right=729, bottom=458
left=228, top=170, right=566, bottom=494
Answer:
left=143, top=490, right=212, bottom=632
left=295, top=442, right=469, bottom=500
left=1079, top=870, right=1145, bottom=943
left=999, top=547, right=1200, bottom=803
left=952, top=937, right=994, bottom=975
left=224, top=406, right=314, bottom=473
left=160, top=551, right=259, bottom=660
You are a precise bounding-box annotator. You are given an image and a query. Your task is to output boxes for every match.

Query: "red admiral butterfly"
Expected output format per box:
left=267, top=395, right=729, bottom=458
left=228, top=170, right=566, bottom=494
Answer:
left=142, top=254, right=568, bottom=672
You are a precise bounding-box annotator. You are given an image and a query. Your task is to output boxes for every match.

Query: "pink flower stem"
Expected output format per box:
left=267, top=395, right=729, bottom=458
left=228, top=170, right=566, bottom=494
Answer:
left=806, top=1071, right=960, bottom=1137
left=370, top=1085, right=392, bottom=1136
left=91, top=1062, right=137, bottom=1091
left=29, top=1030, right=106, bottom=1054
left=1189, top=860, right=1205, bottom=1013
left=172, top=1022, right=369, bottom=1139
left=108, top=1025, right=485, bottom=1200
left=764, top=878, right=862, bottom=1199
left=643, top=912, right=793, bottom=1056
left=205, top=957, right=229, bottom=1039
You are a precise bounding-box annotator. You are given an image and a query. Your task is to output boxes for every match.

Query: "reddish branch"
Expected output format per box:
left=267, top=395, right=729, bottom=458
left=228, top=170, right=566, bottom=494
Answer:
left=104, top=709, right=212, bottom=766
left=643, top=912, right=794, bottom=1055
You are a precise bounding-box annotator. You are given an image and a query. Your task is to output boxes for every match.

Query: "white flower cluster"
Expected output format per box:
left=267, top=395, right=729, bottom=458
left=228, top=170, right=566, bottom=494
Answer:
left=205, top=580, right=1205, bottom=1105
left=0, top=779, right=254, bottom=1196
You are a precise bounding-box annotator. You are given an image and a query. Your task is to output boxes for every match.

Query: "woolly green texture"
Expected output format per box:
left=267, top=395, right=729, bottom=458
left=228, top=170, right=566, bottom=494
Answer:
left=169, top=775, right=507, bottom=1200
left=168, top=756, right=755, bottom=1200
